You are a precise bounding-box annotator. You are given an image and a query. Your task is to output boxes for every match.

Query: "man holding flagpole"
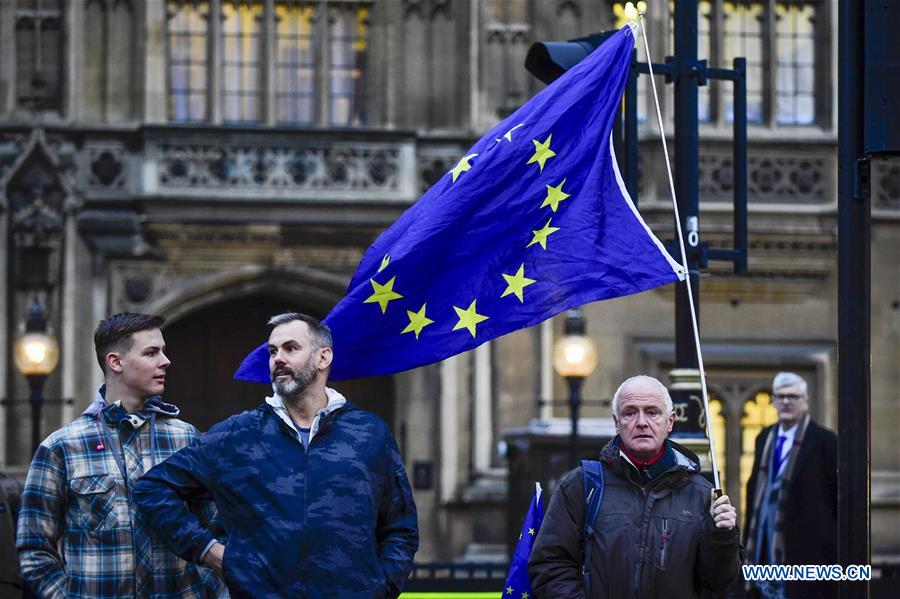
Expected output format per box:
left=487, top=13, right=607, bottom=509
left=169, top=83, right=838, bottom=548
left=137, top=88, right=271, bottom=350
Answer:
left=528, top=375, right=740, bottom=598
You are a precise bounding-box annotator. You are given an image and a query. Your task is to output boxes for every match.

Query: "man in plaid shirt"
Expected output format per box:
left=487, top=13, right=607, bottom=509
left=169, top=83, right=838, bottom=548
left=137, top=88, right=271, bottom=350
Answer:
left=16, top=313, right=225, bottom=598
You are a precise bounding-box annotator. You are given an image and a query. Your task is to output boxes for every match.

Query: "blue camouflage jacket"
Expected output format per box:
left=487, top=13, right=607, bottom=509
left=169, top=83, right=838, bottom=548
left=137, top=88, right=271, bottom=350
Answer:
left=134, top=388, right=419, bottom=599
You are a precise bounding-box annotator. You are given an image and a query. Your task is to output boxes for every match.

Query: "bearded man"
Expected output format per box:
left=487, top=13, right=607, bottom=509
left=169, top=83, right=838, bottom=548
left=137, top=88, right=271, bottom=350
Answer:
left=134, top=312, right=419, bottom=599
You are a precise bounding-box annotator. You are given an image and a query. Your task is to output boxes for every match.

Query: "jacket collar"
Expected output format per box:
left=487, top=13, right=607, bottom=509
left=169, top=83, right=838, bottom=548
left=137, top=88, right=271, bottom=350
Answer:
left=83, top=384, right=180, bottom=419
left=601, top=436, right=700, bottom=486
left=264, top=387, right=351, bottom=443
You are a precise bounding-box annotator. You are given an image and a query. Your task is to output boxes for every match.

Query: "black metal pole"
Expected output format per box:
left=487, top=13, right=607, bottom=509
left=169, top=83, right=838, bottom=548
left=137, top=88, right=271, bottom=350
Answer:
left=568, top=376, right=583, bottom=466
left=837, top=0, right=871, bottom=596
left=673, top=0, right=700, bottom=368
left=29, top=374, right=47, bottom=453
left=732, top=57, right=748, bottom=275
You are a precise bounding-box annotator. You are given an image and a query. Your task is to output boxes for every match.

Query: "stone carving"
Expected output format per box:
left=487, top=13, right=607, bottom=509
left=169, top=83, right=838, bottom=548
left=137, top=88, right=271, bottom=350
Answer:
left=699, top=153, right=828, bottom=203
left=124, top=276, right=152, bottom=304
left=157, top=143, right=400, bottom=191
left=44, top=134, right=79, bottom=187
left=402, top=0, right=450, bottom=20
left=87, top=144, right=128, bottom=188
left=0, top=133, right=29, bottom=186
left=417, top=146, right=466, bottom=192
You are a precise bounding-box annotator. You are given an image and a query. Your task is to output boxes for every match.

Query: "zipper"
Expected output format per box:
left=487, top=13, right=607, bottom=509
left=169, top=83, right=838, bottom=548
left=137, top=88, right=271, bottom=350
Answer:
left=659, top=517, right=668, bottom=568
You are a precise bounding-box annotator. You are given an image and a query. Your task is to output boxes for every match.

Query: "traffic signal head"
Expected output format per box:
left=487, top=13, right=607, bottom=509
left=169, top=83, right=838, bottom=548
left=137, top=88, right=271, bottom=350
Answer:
left=525, top=32, right=616, bottom=85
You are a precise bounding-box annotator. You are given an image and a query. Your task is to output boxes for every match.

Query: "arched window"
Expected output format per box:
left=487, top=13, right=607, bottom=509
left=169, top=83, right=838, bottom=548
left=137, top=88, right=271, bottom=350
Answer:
left=740, top=390, right=778, bottom=517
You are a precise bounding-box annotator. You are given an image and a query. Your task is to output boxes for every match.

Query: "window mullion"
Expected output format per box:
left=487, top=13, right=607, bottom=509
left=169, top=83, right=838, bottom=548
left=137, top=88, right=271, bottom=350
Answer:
left=315, top=0, right=329, bottom=127
left=209, top=0, right=222, bottom=124
left=711, top=0, right=724, bottom=126
left=763, top=0, right=776, bottom=127
left=263, top=0, right=276, bottom=125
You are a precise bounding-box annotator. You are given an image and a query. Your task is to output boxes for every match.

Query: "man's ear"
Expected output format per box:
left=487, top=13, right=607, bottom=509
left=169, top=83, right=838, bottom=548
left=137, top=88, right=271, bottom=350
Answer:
left=106, top=351, right=124, bottom=374
left=317, top=347, right=333, bottom=371
left=666, top=410, right=676, bottom=433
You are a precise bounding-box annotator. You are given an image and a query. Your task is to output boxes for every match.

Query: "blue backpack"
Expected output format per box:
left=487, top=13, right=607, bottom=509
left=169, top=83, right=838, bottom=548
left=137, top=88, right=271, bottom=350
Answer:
left=581, top=459, right=606, bottom=597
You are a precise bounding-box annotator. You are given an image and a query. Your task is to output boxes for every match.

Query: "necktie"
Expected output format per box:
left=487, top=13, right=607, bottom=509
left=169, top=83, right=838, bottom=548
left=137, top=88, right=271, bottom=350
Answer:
left=771, top=434, right=789, bottom=481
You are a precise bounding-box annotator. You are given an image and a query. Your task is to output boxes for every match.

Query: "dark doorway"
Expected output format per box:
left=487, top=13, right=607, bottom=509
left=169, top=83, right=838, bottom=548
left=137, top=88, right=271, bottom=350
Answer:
left=161, top=294, right=395, bottom=433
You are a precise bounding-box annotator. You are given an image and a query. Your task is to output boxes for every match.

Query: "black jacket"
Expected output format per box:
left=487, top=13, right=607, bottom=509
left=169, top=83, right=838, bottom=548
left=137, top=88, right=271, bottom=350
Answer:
left=529, top=438, right=740, bottom=598
left=745, top=419, right=837, bottom=598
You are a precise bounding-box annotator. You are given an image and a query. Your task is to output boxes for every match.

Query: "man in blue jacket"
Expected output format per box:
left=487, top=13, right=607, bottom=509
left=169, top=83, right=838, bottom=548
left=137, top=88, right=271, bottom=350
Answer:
left=134, top=312, right=419, bottom=598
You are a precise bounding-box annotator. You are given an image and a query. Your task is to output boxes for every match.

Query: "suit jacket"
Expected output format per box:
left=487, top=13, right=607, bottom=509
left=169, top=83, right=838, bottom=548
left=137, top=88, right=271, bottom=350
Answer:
left=745, top=418, right=838, bottom=598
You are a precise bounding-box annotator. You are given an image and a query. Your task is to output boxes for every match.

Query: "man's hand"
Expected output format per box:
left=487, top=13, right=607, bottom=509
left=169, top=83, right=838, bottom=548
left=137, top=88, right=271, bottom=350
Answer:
left=710, top=492, right=737, bottom=530
left=201, top=541, right=225, bottom=578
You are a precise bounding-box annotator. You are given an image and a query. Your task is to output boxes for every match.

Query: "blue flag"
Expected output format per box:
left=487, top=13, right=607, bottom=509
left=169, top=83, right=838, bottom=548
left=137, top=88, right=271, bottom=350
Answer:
left=503, top=484, right=544, bottom=598
left=234, top=25, right=683, bottom=383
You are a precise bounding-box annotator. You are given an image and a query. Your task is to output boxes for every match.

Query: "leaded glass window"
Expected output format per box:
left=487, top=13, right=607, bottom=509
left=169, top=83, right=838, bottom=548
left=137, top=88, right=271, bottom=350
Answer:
left=740, top=391, right=778, bottom=516
left=222, top=1, right=264, bottom=122
left=708, top=396, right=727, bottom=485
left=15, top=0, right=65, bottom=112
left=328, top=4, right=369, bottom=126
left=723, top=1, right=765, bottom=123
left=165, top=0, right=371, bottom=126
left=167, top=1, right=209, bottom=122
left=774, top=2, right=816, bottom=125
left=275, top=3, right=317, bottom=124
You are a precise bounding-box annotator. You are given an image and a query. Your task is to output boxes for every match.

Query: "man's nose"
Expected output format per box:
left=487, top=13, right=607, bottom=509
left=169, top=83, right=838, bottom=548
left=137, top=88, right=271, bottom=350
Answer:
left=635, top=412, right=649, bottom=426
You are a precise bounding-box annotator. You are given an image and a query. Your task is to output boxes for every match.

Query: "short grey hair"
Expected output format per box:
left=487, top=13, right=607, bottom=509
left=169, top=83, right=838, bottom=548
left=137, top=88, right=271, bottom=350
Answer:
left=772, top=371, right=807, bottom=396
left=267, top=312, right=333, bottom=350
left=611, top=375, right=673, bottom=417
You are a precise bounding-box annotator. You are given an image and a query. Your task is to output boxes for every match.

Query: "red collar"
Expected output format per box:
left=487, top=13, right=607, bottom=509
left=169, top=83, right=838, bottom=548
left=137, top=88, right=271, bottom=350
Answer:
left=620, top=443, right=666, bottom=468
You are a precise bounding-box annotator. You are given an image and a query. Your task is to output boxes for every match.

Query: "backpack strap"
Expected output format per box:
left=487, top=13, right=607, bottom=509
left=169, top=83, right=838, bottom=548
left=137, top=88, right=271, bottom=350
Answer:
left=581, top=459, right=605, bottom=597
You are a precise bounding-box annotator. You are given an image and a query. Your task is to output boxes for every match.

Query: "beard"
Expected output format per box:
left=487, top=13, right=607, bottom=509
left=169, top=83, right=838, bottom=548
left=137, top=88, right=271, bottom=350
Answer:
left=271, top=356, right=317, bottom=399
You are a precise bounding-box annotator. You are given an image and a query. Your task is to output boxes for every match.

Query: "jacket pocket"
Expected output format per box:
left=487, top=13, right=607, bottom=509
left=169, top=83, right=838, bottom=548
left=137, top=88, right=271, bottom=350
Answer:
left=222, top=542, right=250, bottom=596
left=70, top=474, right=118, bottom=531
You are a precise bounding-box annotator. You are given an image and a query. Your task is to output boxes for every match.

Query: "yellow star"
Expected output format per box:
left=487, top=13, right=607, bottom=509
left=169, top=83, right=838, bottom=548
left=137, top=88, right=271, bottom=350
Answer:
left=527, top=219, right=560, bottom=250
left=363, top=276, right=403, bottom=314
left=503, top=123, right=525, bottom=142
left=522, top=593, right=530, bottom=599
left=449, top=153, right=479, bottom=182
left=506, top=587, right=514, bottom=595
left=501, top=264, right=536, bottom=303
left=518, top=533, right=522, bottom=540
left=527, top=134, right=556, bottom=172
left=528, top=527, right=535, bottom=535
left=452, top=300, right=489, bottom=338
left=540, top=178, right=571, bottom=212
left=378, top=254, right=390, bottom=273
left=401, top=303, right=435, bottom=340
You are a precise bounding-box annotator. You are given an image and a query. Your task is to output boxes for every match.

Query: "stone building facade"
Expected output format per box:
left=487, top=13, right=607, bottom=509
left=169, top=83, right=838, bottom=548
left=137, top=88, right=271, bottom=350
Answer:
left=0, top=0, right=897, bottom=564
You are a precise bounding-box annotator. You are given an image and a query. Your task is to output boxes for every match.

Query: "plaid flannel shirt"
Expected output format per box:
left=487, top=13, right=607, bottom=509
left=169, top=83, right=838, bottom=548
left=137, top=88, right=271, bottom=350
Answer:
left=17, top=387, right=225, bottom=599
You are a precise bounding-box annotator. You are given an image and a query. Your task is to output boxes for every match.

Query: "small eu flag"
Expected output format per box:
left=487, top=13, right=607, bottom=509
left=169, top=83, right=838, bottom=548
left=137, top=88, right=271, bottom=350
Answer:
left=234, top=25, right=683, bottom=383
left=503, top=483, right=544, bottom=599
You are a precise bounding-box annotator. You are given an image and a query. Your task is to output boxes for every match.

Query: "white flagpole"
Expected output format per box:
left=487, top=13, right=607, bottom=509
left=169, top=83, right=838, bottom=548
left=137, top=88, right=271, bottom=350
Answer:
left=634, top=10, right=722, bottom=492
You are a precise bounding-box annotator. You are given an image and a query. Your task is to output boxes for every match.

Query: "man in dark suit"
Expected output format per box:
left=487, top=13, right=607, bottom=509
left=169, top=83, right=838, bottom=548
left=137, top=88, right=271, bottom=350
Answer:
left=744, top=372, right=838, bottom=599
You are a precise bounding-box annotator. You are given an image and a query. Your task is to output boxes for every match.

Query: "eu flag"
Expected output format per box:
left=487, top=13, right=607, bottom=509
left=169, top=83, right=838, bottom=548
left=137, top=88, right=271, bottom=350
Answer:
left=503, top=484, right=544, bottom=598
left=235, top=25, right=683, bottom=382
